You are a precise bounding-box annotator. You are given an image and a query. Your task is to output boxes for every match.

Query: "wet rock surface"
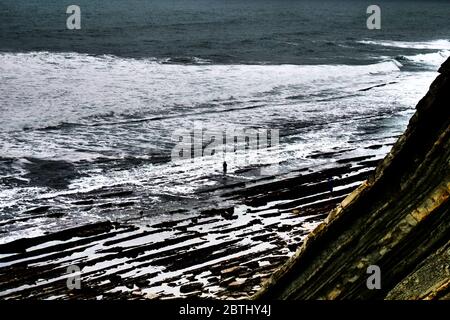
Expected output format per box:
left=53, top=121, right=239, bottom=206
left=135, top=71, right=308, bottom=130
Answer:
left=0, top=147, right=383, bottom=299
left=256, top=58, right=450, bottom=300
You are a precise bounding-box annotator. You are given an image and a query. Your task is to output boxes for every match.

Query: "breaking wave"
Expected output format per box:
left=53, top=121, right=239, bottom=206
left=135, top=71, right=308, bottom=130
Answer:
left=0, top=51, right=401, bottom=132
left=358, top=39, right=450, bottom=50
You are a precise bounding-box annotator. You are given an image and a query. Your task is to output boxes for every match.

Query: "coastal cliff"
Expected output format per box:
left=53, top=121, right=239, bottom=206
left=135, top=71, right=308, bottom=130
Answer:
left=255, top=58, right=450, bottom=300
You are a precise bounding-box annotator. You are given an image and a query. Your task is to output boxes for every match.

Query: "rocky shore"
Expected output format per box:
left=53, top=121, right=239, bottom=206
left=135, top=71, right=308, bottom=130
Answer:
left=2, top=61, right=445, bottom=300
left=0, top=142, right=391, bottom=299
left=256, top=58, right=450, bottom=300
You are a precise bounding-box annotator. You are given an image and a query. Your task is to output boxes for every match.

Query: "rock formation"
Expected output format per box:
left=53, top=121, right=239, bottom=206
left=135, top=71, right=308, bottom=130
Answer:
left=255, top=58, right=450, bottom=300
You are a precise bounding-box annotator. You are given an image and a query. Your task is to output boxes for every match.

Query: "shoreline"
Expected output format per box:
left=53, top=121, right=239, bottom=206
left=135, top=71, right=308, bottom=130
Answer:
left=0, top=139, right=390, bottom=299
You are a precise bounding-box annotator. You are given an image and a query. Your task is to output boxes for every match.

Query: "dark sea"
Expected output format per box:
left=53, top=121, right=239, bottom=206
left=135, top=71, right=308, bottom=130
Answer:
left=0, top=0, right=449, bottom=241
left=1, top=0, right=450, bottom=64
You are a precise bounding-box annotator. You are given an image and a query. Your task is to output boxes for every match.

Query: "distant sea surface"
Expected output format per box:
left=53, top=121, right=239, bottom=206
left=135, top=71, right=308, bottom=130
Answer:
left=0, top=0, right=449, bottom=241
left=1, top=0, right=450, bottom=64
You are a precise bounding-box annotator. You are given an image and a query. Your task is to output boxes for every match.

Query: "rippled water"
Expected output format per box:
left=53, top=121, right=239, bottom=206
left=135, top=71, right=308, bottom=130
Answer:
left=0, top=0, right=449, bottom=241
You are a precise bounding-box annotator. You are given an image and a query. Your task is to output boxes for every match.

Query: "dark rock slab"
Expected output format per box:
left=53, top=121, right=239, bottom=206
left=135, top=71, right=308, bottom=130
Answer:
left=255, top=58, right=450, bottom=300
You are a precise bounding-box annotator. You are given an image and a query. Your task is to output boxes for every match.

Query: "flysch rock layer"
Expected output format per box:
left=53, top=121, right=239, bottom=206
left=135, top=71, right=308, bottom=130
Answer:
left=255, top=58, right=450, bottom=300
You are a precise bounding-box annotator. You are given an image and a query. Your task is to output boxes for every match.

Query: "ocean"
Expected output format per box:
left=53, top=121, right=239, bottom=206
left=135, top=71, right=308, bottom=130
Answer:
left=1, top=0, right=449, bottom=242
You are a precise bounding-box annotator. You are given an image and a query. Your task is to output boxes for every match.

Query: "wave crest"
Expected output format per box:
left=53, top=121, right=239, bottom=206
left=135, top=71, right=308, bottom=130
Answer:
left=358, top=39, right=450, bottom=50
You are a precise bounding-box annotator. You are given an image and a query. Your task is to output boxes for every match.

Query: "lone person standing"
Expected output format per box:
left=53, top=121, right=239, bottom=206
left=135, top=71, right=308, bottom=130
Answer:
left=223, top=161, right=228, bottom=176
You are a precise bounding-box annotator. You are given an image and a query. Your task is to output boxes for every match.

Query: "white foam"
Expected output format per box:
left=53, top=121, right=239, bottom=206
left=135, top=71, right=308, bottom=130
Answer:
left=0, top=50, right=436, bottom=236
left=0, top=51, right=400, bottom=133
left=400, top=50, right=450, bottom=67
left=358, top=39, right=450, bottom=50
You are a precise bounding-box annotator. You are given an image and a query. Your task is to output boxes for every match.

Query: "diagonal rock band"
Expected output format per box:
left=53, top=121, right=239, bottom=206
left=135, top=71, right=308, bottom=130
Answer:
left=255, top=57, right=450, bottom=300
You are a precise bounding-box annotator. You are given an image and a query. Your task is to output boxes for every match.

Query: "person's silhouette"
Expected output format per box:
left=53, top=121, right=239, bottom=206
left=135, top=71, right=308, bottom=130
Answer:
left=223, top=161, right=227, bottom=175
